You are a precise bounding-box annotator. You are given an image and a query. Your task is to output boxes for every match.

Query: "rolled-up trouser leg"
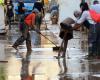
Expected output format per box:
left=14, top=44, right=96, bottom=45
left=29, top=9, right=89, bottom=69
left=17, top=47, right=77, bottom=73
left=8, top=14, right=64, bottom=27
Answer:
left=13, top=25, right=29, bottom=48
left=13, top=36, right=25, bottom=47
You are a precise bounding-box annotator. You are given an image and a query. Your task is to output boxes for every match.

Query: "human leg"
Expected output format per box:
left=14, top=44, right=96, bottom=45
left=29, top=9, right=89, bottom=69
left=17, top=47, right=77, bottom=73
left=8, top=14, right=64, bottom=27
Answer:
left=26, top=32, right=32, bottom=52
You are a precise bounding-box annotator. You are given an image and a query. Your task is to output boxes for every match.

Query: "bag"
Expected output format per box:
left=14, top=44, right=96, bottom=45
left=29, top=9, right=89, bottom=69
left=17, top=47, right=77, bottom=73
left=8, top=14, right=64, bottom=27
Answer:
left=89, top=10, right=100, bottom=23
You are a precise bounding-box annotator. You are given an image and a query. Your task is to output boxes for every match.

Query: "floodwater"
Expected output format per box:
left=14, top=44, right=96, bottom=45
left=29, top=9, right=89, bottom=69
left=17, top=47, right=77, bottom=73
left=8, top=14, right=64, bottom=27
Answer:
left=0, top=0, right=100, bottom=80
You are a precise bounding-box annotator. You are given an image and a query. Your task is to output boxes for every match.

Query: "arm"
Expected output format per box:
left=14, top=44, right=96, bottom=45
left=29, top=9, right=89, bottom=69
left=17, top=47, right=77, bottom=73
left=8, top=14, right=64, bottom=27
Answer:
left=72, top=23, right=82, bottom=30
left=31, top=14, right=36, bottom=28
left=73, top=11, right=88, bottom=30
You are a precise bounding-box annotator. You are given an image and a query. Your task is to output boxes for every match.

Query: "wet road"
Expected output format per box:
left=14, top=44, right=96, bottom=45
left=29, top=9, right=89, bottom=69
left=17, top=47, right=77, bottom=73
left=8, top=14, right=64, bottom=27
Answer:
left=0, top=14, right=100, bottom=80
left=0, top=0, right=100, bottom=80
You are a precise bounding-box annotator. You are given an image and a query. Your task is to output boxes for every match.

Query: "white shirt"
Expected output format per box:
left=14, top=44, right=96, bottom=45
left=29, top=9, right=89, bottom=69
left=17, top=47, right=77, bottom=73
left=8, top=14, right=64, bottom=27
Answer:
left=91, top=4, right=100, bottom=13
left=77, top=11, right=96, bottom=24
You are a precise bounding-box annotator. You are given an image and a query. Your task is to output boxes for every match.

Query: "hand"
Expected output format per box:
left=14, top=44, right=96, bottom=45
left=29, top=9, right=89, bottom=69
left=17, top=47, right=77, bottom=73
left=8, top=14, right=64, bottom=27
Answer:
left=72, top=23, right=81, bottom=30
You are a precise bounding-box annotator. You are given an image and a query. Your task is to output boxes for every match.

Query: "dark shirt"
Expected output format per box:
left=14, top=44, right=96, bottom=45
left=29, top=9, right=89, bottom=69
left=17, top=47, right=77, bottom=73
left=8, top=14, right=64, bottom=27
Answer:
left=18, top=2, right=25, bottom=14
left=33, top=2, right=44, bottom=12
left=83, top=20, right=90, bottom=29
left=7, top=4, right=14, bottom=17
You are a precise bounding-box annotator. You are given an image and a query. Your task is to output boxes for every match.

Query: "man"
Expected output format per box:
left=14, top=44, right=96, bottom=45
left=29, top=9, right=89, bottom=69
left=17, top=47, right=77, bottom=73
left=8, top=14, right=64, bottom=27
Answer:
left=17, top=0, right=25, bottom=15
left=33, top=0, right=44, bottom=15
left=90, top=0, right=100, bottom=13
left=73, top=2, right=100, bottom=59
left=12, top=9, right=39, bottom=51
left=6, top=0, right=14, bottom=29
left=33, top=0, right=44, bottom=29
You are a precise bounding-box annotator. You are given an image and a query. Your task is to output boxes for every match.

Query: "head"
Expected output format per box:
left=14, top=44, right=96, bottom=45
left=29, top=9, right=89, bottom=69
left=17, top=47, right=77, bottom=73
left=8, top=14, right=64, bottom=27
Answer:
left=80, top=2, right=89, bottom=12
left=74, top=10, right=81, bottom=18
left=93, top=0, right=99, bottom=4
left=32, top=8, right=39, bottom=14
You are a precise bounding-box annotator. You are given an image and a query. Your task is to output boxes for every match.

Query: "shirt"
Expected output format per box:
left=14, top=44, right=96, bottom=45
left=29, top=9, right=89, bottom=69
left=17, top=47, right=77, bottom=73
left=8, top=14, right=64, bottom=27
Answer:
left=24, top=13, right=36, bottom=26
left=33, top=2, right=43, bottom=12
left=77, top=11, right=96, bottom=24
left=91, top=4, right=100, bottom=13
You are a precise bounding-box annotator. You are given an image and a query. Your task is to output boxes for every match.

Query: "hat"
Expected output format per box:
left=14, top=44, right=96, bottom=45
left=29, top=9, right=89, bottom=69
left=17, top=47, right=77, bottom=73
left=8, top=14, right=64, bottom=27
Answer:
left=32, top=8, right=39, bottom=13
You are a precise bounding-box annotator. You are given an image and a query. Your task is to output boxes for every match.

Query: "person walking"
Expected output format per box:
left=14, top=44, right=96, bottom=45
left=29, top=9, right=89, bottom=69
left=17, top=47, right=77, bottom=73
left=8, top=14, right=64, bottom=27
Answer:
left=73, top=2, right=100, bottom=59
left=12, top=9, right=39, bottom=52
left=6, top=0, right=14, bottom=29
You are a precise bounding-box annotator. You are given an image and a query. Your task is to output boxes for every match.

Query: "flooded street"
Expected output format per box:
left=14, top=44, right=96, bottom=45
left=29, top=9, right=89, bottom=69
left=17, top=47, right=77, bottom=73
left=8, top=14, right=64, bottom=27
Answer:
left=0, top=0, right=100, bottom=80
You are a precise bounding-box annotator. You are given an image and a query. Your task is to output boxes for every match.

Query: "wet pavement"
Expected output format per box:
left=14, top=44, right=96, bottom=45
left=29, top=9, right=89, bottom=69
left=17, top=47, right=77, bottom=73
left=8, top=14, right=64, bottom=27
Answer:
left=0, top=13, right=100, bottom=80
left=0, top=0, right=100, bottom=80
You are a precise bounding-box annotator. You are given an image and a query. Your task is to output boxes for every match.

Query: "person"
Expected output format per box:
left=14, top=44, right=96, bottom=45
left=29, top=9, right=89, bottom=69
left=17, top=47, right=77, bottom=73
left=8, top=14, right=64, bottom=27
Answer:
left=33, top=0, right=44, bottom=30
left=6, top=0, right=14, bottom=29
left=73, top=2, right=100, bottom=59
left=55, top=17, right=75, bottom=58
left=17, top=0, right=25, bottom=15
left=50, top=4, right=59, bottom=24
left=74, top=10, right=90, bottom=29
left=33, top=0, right=44, bottom=15
left=12, top=9, right=39, bottom=51
left=90, top=0, right=100, bottom=13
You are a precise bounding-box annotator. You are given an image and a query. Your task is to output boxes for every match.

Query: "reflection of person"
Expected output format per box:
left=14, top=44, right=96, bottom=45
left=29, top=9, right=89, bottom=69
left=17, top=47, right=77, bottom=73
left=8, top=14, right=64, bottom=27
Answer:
left=17, top=0, right=25, bottom=15
left=21, top=51, right=33, bottom=80
left=58, top=57, right=67, bottom=75
left=21, top=58, right=30, bottom=80
left=73, top=2, right=100, bottom=58
left=58, top=58, right=73, bottom=80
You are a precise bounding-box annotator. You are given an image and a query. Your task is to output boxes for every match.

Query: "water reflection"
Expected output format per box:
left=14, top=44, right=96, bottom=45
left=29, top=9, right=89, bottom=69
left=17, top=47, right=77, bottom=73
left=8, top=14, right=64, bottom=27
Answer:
left=58, top=58, right=72, bottom=80
left=20, top=51, right=32, bottom=80
left=58, top=58, right=67, bottom=75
